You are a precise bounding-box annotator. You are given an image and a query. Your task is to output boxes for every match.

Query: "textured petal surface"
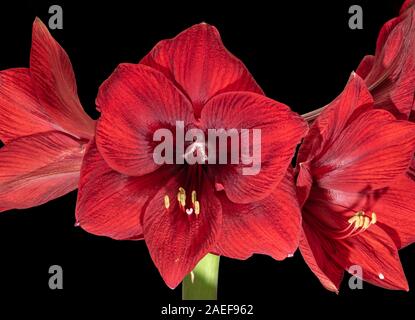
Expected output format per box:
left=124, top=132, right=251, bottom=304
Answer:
left=0, top=131, right=85, bottom=211
left=96, top=63, right=194, bottom=176
left=299, top=225, right=344, bottom=293
left=143, top=172, right=221, bottom=289
left=360, top=10, right=415, bottom=119
left=314, top=109, right=415, bottom=192
left=140, top=23, right=263, bottom=117
left=214, top=169, right=301, bottom=260
left=0, top=68, right=59, bottom=142
left=341, top=226, right=409, bottom=291
left=30, top=18, right=94, bottom=139
left=76, top=140, right=175, bottom=240
left=356, top=55, right=374, bottom=79
left=297, top=74, right=415, bottom=194
left=201, top=91, right=307, bottom=203
left=297, top=73, right=373, bottom=165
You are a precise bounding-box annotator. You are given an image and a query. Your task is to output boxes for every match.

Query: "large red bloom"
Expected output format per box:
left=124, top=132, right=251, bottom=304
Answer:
left=76, top=23, right=308, bottom=288
left=296, top=73, right=415, bottom=292
left=0, top=19, right=94, bottom=211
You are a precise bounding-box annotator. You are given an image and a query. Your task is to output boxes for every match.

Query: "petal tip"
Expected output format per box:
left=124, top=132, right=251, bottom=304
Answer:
left=33, top=17, right=47, bottom=32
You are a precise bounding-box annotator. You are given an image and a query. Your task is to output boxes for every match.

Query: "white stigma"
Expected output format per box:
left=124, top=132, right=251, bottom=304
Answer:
left=378, top=273, right=385, bottom=280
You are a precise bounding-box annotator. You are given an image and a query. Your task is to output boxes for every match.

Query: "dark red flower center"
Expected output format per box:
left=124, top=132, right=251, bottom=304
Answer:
left=163, top=161, right=206, bottom=217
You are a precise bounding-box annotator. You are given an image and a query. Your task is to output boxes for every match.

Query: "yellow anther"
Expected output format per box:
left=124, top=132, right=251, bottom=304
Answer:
left=164, top=195, right=170, bottom=209
left=194, top=201, right=200, bottom=215
left=358, top=215, right=365, bottom=228
left=362, top=216, right=370, bottom=229
left=371, top=212, right=377, bottom=224
left=348, top=215, right=359, bottom=225
left=348, top=211, right=366, bottom=228
left=347, top=210, right=376, bottom=233
left=179, top=193, right=186, bottom=207
left=177, top=187, right=186, bottom=206
left=191, top=190, right=197, bottom=204
left=338, top=210, right=377, bottom=239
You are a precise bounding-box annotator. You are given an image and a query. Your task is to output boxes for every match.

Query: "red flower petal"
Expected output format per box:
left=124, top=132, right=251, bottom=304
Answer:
left=30, top=18, right=94, bottom=139
left=401, top=0, right=415, bottom=14
left=76, top=140, right=176, bottom=240
left=143, top=172, right=221, bottom=289
left=0, top=68, right=57, bottom=142
left=296, top=161, right=313, bottom=207
left=299, top=225, right=344, bottom=293
left=214, top=168, right=301, bottom=260
left=140, top=23, right=263, bottom=117
left=315, top=108, right=415, bottom=192
left=341, top=226, right=409, bottom=291
left=302, top=194, right=409, bottom=292
left=96, top=63, right=195, bottom=176
left=298, top=74, right=415, bottom=193
left=374, top=16, right=401, bottom=55
left=201, top=91, right=307, bottom=203
left=387, top=174, right=415, bottom=248
left=297, top=73, right=373, bottom=165
left=355, top=55, right=374, bottom=79
left=0, top=131, right=84, bottom=211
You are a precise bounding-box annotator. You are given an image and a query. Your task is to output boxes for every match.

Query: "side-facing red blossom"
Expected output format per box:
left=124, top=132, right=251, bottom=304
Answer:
left=356, top=0, right=415, bottom=189
left=296, top=73, right=415, bottom=292
left=76, top=23, right=308, bottom=288
left=0, top=18, right=94, bottom=211
left=356, top=1, right=415, bottom=120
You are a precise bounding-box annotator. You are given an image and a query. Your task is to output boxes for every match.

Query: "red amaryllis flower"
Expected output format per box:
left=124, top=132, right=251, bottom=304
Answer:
left=356, top=0, right=415, bottom=120
left=356, top=0, right=415, bottom=185
left=0, top=18, right=94, bottom=211
left=76, top=23, right=308, bottom=288
left=296, top=73, right=415, bottom=292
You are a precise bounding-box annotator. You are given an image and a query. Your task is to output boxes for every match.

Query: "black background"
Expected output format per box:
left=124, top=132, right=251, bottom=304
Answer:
left=0, top=0, right=413, bottom=317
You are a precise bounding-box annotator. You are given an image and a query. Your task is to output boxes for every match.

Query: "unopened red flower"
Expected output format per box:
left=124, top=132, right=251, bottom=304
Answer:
left=76, top=23, right=308, bottom=288
left=296, top=73, right=415, bottom=292
left=0, top=18, right=94, bottom=212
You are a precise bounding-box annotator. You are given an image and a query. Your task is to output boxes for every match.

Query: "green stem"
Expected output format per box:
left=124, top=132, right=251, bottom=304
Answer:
left=182, top=254, right=220, bottom=300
